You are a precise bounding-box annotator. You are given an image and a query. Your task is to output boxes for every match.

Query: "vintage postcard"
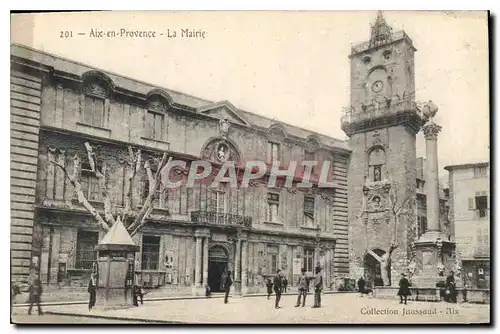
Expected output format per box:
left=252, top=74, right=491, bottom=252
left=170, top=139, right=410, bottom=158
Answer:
left=10, top=10, right=490, bottom=324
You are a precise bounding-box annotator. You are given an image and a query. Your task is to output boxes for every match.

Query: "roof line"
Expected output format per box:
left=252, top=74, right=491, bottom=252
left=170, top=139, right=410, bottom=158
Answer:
left=12, top=43, right=347, bottom=145
left=444, top=162, right=489, bottom=170
left=11, top=43, right=214, bottom=105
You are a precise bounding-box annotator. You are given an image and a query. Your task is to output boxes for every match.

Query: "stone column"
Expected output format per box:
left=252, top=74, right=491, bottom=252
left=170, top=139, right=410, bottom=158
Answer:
left=241, top=240, right=248, bottom=294
left=202, top=237, right=209, bottom=287
left=233, top=238, right=242, bottom=295
left=194, top=237, right=202, bottom=288
left=423, top=121, right=442, bottom=232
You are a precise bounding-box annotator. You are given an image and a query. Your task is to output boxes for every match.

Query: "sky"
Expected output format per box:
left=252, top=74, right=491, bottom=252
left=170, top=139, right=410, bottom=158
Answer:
left=11, top=11, right=489, bottom=180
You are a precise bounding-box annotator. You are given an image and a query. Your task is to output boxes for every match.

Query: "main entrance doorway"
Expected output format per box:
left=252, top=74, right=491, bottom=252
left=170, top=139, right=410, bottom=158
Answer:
left=208, top=245, right=229, bottom=293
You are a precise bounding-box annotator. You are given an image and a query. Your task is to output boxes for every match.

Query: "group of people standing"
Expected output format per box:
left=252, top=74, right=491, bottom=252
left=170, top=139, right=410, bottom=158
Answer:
left=262, top=266, right=324, bottom=309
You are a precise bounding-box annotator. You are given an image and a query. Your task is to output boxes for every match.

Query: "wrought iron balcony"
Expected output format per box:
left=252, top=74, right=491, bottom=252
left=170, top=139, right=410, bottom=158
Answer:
left=350, top=30, right=413, bottom=55
left=191, top=210, right=252, bottom=228
left=341, top=99, right=426, bottom=135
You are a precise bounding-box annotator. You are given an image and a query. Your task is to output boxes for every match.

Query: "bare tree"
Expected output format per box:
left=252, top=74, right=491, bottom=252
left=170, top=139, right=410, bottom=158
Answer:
left=360, top=183, right=412, bottom=286
left=50, top=142, right=171, bottom=237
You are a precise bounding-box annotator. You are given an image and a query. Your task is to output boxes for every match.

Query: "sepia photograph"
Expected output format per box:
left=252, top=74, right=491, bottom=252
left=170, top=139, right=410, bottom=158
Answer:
left=9, top=10, right=490, bottom=324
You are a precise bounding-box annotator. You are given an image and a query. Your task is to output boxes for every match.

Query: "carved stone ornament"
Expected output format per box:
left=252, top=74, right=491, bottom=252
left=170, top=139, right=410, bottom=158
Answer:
left=216, top=143, right=229, bottom=162
left=422, top=121, right=442, bottom=140
left=85, top=82, right=107, bottom=98
left=372, top=133, right=382, bottom=146
left=148, top=98, right=167, bottom=111
left=219, top=117, right=230, bottom=138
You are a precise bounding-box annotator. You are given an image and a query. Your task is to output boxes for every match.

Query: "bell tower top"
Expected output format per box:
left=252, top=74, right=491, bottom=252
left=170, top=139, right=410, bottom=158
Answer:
left=370, top=11, right=393, bottom=46
left=341, top=11, right=424, bottom=137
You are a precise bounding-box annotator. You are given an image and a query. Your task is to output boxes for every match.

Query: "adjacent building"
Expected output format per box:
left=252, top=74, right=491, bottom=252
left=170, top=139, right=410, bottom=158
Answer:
left=10, top=44, right=351, bottom=294
left=445, top=162, right=490, bottom=289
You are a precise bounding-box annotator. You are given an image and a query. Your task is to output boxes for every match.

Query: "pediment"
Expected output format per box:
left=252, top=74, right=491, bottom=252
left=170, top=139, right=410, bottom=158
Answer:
left=197, top=101, right=250, bottom=126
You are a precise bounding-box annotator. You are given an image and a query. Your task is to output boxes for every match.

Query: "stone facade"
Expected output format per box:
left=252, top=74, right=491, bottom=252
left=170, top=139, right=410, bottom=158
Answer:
left=10, top=44, right=350, bottom=293
left=445, top=162, right=490, bottom=288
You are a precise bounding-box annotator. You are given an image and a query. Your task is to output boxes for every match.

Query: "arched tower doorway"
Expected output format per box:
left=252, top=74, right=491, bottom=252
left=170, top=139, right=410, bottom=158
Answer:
left=364, top=249, right=385, bottom=287
left=208, top=245, right=229, bottom=292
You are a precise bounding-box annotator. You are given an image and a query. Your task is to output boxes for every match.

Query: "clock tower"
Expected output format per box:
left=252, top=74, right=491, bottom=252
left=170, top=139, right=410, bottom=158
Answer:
left=341, top=12, right=426, bottom=285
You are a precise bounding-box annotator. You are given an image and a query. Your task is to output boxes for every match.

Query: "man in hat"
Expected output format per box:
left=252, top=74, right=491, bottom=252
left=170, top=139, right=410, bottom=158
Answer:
left=397, top=273, right=411, bottom=305
left=273, top=269, right=283, bottom=309
left=295, top=268, right=308, bottom=307
left=312, top=266, right=323, bottom=308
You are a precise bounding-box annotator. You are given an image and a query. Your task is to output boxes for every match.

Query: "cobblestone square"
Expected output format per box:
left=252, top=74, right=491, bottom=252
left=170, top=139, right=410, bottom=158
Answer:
left=13, top=294, right=490, bottom=324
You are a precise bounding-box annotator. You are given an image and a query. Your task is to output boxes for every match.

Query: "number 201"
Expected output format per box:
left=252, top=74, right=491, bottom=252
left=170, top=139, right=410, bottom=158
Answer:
left=60, top=31, right=73, bottom=38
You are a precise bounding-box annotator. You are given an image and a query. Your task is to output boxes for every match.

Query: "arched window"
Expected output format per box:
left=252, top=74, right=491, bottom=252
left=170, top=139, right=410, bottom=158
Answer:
left=368, top=147, right=386, bottom=182
left=81, top=71, right=114, bottom=129
left=145, top=93, right=170, bottom=142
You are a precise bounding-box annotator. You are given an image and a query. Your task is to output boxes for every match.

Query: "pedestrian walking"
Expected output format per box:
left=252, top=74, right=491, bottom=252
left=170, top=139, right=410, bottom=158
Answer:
left=295, top=268, right=308, bottom=307
left=273, top=269, right=283, bottom=309
left=397, top=273, right=411, bottom=304
left=133, top=283, right=145, bottom=306
left=28, top=277, right=43, bottom=315
left=87, top=273, right=97, bottom=310
left=223, top=271, right=233, bottom=304
left=282, top=277, right=288, bottom=293
left=266, top=277, right=273, bottom=300
left=312, top=266, right=323, bottom=308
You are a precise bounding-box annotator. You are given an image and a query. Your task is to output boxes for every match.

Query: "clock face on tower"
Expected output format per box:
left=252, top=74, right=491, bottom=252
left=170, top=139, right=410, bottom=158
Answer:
left=372, top=80, right=384, bottom=93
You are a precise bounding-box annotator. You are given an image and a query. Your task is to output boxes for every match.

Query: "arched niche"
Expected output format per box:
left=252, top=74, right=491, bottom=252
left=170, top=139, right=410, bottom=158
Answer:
left=268, top=123, right=287, bottom=142
left=81, top=70, right=115, bottom=98
left=200, top=137, right=242, bottom=165
left=367, top=146, right=386, bottom=182
left=365, top=65, right=392, bottom=105
left=145, top=89, right=173, bottom=112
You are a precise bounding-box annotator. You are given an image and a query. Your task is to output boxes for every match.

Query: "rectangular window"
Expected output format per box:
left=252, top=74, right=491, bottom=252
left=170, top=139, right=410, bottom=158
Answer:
left=145, top=111, right=164, bottom=141
left=75, top=231, right=99, bottom=269
left=418, top=216, right=427, bottom=237
left=79, top=172, right=100, bottom=202
left=475, top=196, right=488, bottom=218
left=416, top=194, right=427, bottom=211
left=267, top=192, right=279, bottom=222
left=304, top=248, right=314, bottom=274
left=83, top=95, right=105, bottom=128
left=141, top=235, right=160, bottom=270
left=267, top=245, right=279, bottom=274
left=474, top=166, right=487, bottom=178
left=304, top=196, right=315, bottom=227
left=211, top=190, right=227, bottom=214
left=267, top=142, right=280, bottom=164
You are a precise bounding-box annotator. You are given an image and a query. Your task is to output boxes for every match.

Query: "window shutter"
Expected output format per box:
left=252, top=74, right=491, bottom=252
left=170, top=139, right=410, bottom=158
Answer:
left=468, top=198, right=475, bottom=210
left=487, top=196, right=490, bottom=209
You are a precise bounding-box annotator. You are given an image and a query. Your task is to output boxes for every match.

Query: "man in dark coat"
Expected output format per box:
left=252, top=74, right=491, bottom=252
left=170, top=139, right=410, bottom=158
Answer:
left=266, top=277, right=273, bottom=300
left=312, top=266, right=323, bottom=308
left=88, top=274, right=97, bottom=310
left=397, top=273, right=411, bottom=305
left=295, top=268, right=308, bottom=307
left=223, top=271, right=233, bottom=304
left=28, top=278, right=43, bottom=315
left=445, top=271, right=457, bottom=303
left=273, top=269, right=283, bottom=309
left=357, top=276, right=366, bottom=296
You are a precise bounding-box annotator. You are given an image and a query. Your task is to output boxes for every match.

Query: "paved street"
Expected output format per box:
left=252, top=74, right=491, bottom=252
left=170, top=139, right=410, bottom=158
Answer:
left=11, top=314, right=145, bottom=324
left=12, top=293, right=490, bottom=324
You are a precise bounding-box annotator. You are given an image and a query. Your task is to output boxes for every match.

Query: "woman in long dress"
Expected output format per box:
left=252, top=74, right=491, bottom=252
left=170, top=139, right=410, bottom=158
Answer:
left=397, top=273, right=411, bottom=305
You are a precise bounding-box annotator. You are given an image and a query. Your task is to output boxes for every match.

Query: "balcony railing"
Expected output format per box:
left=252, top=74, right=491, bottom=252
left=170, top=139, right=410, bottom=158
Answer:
left=341, top=99, right=424, bottom=126
left=191, top=210, right=252, bottom=228
left=351, top=30, right=412, bottom=54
